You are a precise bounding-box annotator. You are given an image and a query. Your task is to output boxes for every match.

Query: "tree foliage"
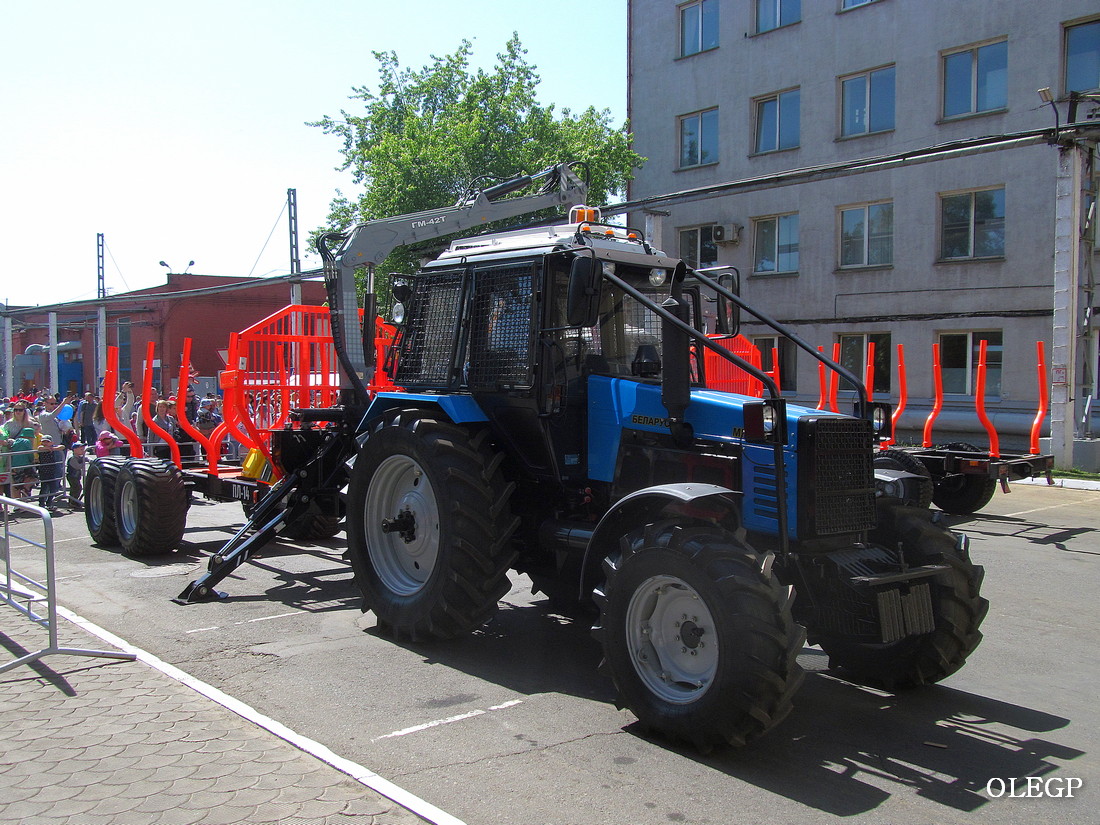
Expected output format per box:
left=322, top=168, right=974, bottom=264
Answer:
left=310, top=35, right=644, bottom=283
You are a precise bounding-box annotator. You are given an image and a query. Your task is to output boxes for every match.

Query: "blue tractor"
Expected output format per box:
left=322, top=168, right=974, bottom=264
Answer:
left=181, top=165, right=987, bottom=749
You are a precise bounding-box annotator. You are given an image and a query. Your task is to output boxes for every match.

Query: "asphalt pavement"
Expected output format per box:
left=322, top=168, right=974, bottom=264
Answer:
left=3, top=477, right=1098, bottom=825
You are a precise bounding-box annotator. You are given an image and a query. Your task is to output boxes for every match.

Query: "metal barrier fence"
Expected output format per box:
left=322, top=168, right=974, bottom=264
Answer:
left=0, top=495, right=136, bottom=673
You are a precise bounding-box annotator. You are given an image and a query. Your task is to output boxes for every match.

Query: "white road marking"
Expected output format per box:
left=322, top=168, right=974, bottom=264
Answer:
left=186, top=609, right=310, bottom=634
left=373, top=699, right=524, bottom=742
left=56, top=603, right=469, bottom=825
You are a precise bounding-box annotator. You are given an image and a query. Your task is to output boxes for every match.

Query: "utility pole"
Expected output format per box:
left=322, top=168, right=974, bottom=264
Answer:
left=1050, top=136, right=1093, bottom=469
left=288, top=188, right=302, bottom=305
left=96, top=233, right=107, bottom=391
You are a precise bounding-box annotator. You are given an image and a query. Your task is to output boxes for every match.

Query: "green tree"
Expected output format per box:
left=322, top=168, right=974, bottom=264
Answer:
left=310, top=34, right=644, bottom=293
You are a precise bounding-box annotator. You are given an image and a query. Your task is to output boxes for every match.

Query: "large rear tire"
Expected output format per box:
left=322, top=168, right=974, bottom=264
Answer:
left=85, top=457, right=125, bottom=546
left=346, top=409, right=518, bottom=641
left=115, top=459, right=188, bottom=556
left=817, top=503, right=988, bottom=689
left=931, top=442, right=998, bottom=514
left=592, top=520, right=805, bottom=749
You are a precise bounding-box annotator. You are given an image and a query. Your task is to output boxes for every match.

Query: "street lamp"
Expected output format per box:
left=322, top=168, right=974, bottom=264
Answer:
left=159, top=260, right=196, bottom=273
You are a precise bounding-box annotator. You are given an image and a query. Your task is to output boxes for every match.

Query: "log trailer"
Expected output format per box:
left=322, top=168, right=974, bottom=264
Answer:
left=86, top=162, right=988, bottom=748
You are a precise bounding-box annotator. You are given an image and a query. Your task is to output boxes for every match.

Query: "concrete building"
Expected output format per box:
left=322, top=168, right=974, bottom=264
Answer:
left=626, top=0, right=1100, bottom=466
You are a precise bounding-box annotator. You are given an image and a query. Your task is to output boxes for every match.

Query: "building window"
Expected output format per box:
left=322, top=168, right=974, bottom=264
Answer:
left=1066, top=19, right=1100, bottom=93
left=680, top=108, right=719, bottom=168
left=841, top=66, right=895, bottom=136
left=679, top=225, right=719, bottom=269
left=943, top=40, right=1007, bottom=118
left=756, top=0, right=800, bottom=34
left=680, top=0, right=719, bottom=57
left=939, top=331, right=1003, bottom=396
left=753, top=336, right=797, bottom=392
left=840, top=202, right=893, bottom=267
left=842, top=0, right=878, bottom=8
left=839, top=332, right=891, bottom=394
left=755, top=89, right=800, bottom=153
left=753, top=213, right=799, bottom=274
left=940, top=187, right=1005, bottom=260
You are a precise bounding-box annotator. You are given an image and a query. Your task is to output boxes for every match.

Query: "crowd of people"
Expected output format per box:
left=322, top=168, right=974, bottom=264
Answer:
left=0, top=382, right=273, bottom=511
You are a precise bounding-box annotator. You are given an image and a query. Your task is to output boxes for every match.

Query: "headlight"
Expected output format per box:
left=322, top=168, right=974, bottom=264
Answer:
left=391, top=302, right=406, bottom=324
left=649, top=268, right=667, bottom=286
left=872, top=406, right=887, bottom=431
left=762, top=404, right=777, bottom=433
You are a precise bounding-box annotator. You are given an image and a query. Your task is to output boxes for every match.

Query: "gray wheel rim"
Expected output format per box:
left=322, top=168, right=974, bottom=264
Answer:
left=118, top=477, right=137, bottom=537
left=364, top=454, right=440, bottom=596
left=625, top=574, right=718, bottom=704
left=88, top=476, right=105, bottom=528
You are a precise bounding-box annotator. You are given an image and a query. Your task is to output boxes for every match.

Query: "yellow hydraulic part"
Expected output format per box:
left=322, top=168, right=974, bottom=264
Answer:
left=240, top=447, right=273, bottom=482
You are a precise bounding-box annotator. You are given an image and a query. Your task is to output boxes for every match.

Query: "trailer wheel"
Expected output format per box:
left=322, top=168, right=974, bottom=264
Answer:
left=85, top=457, right=126, bottom=546
left=347, top=408, right=519, bottom=641
left=873, top=448, right=933, bottom=508
left=592, top=520, right=805, bottom=749
left=932, top=442, right=998, bottom=514
left=115, top=459, right=188, bottom=556
left=818, top=503, right=988, bottom=690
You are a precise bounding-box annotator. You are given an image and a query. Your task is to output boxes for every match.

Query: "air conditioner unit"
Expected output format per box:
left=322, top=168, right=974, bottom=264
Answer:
left=712, top=223, right=742, bottom=245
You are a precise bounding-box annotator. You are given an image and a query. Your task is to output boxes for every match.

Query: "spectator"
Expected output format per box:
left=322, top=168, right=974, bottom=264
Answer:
left=66, top=442, right=88, bottom=508
left=38, top=393, right=76, bottom=448
left=77, top=392, right=99, bottom=445
left=9, top=427, right=38, bottom=500
left=147, top=399, right=177, bottom=460
left=37, top=434, right=64, bottom=509
left=95, top=431, right=121, bottom=458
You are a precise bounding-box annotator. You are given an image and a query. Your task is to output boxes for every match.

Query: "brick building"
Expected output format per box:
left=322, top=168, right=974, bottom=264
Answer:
left=2, top=273, right=328, bottom=397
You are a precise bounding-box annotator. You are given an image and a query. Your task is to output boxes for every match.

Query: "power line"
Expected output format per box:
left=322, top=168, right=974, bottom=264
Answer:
left=247, top=200, right=288, bottom=278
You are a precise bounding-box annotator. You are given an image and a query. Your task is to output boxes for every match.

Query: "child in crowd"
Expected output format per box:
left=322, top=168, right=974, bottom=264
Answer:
left=66, top=442, right=88, bottom=508
left=37, top=434, right=64, bottom=509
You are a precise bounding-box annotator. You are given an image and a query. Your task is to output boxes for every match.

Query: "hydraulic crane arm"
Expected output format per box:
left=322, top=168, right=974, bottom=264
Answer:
left=317, top=162, right=588, bottom=404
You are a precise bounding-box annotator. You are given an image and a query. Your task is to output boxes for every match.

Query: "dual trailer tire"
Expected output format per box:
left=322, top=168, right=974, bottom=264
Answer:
left=85, top=458, right=188, bottom=556
left=931, top=442, right=999, bottom=515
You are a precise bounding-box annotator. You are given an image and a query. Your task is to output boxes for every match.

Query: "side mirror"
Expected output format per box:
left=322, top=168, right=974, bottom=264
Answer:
left=566, top=255, right=600, bottom=327
left=715, top=271, right=740, bottom=335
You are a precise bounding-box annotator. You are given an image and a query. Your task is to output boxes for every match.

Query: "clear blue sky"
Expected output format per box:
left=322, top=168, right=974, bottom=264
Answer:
left=0, top=0, right=627, bottom=307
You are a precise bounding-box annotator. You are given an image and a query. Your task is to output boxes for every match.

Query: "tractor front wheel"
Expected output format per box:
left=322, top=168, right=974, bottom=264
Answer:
left=593, top=520, right=805, bottom=749
left=817, top=503, right=988, bottom=689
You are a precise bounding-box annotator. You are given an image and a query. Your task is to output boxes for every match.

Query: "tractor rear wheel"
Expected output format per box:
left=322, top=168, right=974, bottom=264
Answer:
left=592, top=520, right=805, bottom=749
left=346, top=409, right=518, bottom=641
left=85, top=457, right=125, bottom=546
left=817, top=503, right=988, bottom=690
left=115, top=459, right=189, bottom=556
left=931, top=442, right=998, bottom=514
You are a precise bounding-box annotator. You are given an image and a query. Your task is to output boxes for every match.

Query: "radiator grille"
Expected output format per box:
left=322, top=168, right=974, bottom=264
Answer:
left=807, top=417, right=877, bottom=536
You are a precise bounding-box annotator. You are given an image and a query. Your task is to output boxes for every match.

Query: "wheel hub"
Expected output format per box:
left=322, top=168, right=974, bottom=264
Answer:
left=625, top=574, right=718, bottom=704
left=381, top=507, right=416, bottom=543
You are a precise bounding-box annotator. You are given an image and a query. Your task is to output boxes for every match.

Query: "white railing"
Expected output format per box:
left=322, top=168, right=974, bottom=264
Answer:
left=0, top=496, right=136, bottom=673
